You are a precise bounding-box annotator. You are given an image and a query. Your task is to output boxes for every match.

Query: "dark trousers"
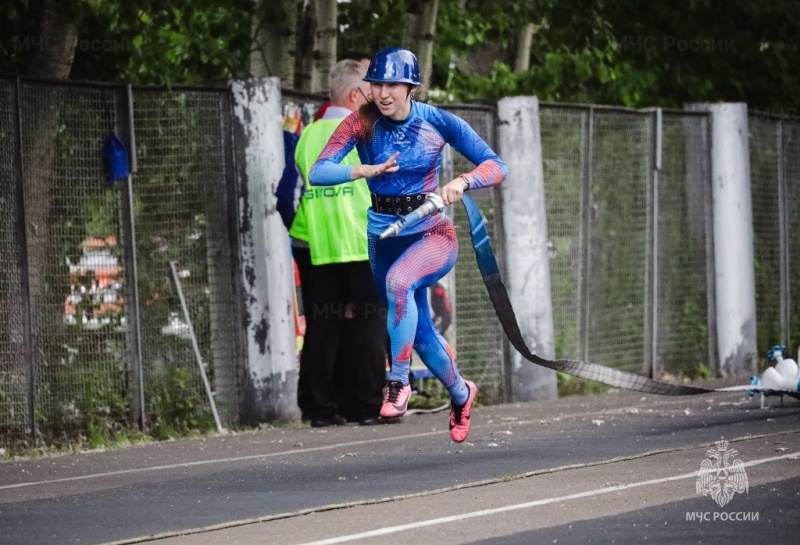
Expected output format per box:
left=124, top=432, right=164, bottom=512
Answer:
left=294, top=247, right=387, bottom=422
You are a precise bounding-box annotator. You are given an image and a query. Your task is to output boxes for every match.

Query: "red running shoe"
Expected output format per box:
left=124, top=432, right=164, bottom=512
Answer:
left=380, top=380, right=412, bottom=418
left=449, top=380, right=477, bottom=442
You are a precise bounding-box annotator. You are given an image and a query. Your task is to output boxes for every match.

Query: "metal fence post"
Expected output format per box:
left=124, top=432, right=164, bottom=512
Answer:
left=647, top=108, right=662, bottom=378
left=777, top=120, right=789, bottom=345
left=13, top=78, right=36, bottom=443
left=220, top=91, right=248, bottom=421
left=577, top=107, right=593, bottom=363
left=701, top=113, right=719, bottom=376
left=117, top=84, right=146, bottom=429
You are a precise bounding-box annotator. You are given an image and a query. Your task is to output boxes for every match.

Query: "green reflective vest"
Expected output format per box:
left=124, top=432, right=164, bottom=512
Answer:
left=290, top=117, right=370, bottom=265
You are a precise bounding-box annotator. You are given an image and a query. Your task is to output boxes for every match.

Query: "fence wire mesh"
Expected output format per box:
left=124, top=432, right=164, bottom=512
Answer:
left=0, top=80, right=29, bottom=440
left=19, top=82, right=128, bottom=440
left=0, top=79, right=243, bottom=445
left=655, top=113, right=713, bottom=375
left=132, top=89, right=239, bottom=427
left=539, top=107, right=586, bottom=362
left=784, top=120, right=800, bottom=349
left=444, top=106, right=507, bottom=403
left=749, top=114, right=800, bottom=353
left=749, top=114, right=784, bottom=352
left=587, top=110, right=652, bottom=373
left=2, top=74, right=799, bottom=446
left=540, top=106, right=714, bottom=378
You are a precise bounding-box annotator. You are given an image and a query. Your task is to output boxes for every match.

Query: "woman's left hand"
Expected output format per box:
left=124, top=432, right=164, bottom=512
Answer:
left=440, top=177, right=469, bottom=206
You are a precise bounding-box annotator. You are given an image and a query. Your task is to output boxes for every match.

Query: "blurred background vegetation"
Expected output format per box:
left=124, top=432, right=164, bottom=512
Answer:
left=0, top=0, right=798, bottom=112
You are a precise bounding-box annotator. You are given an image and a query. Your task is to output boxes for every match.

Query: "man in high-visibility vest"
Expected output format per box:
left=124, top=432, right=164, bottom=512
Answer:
left=291, top=59, right=388, bottom=427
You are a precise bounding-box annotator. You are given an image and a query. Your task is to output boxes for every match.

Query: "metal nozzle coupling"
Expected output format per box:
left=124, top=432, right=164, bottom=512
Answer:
left=379, top=193, right=444, bottom=239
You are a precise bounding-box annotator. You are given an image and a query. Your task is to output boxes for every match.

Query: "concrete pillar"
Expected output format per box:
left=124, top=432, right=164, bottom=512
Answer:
left=497, top=96, right=558, bottom=401
left=230, top=77, right=299, bottom=422
left=686, top=102, right=757, bottom=377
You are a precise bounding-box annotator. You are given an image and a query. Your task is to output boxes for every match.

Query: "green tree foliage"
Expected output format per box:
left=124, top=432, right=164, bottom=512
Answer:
left=337, top=0, right=632, bottom=104
left=602, top=0, right=800, bottom=113
left=337, top=0, right=406, bottom=57
left=2, top=0, right=799, bottom=111
left=439, top=0, right=800, bottom=111
left=1, top=0, right=252, bottom=84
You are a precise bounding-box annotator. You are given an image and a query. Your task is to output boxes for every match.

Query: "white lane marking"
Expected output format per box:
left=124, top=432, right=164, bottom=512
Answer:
left=99, top=433, right=800, bottom=545
left=299, top=450, right=800, bottom=545
left=0, top=394, right=766, bottom=491
left=0, top=431, right=442, bottom=491
left=0, top=405, right=624, bottom=490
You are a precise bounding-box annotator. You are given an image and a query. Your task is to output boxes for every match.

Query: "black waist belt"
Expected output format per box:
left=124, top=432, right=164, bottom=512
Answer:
left=371, top=193, right=427, bottom=215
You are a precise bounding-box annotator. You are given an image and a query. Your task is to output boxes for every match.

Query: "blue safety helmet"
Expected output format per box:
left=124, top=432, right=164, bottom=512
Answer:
left=364, top=47, right=420, bottom=85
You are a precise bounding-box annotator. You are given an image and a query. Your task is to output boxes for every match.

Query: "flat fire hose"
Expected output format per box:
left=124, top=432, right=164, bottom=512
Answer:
left=459, top=194, right=797, bottom=397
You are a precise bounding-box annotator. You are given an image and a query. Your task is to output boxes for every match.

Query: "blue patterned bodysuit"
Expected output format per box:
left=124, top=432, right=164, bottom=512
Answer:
left=310, top=101, right=507, bottom=403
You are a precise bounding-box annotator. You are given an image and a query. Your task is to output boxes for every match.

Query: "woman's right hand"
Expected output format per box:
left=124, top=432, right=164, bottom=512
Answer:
left=352, top=152, right=400, bottom=179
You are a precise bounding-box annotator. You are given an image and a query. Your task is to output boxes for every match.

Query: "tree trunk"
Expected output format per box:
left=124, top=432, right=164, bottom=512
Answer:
left=402, top=0, right=438, bottom=102
left=314, top=0, right=338, bottom=94
left=298, top=0, right=319, bottom=92
left=19, top=0, right=80, bottom=436
left=24, top=0, right=79, bottom=79
left=514, top=24, right=534, bottom=74
left=251, top=0, right=298, bottom=87
left=514, top=21, right=543, bottom=74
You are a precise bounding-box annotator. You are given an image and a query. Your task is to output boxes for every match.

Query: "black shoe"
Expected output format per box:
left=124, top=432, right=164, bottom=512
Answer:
left=310, top=414, right=347, bottom=428
left=359, top=416, right=405, bottom=425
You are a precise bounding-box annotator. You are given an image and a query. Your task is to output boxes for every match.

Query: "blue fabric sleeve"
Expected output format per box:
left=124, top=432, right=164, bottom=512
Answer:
left=308, top=113, right=361, bottom=186
left=308, top=161, right=353, bottom=186
left=428, top=106, right=508, bottom=190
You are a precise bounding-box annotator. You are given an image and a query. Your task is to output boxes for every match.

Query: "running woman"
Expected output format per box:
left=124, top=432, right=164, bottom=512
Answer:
left=309, top=47, right=507, bottom=442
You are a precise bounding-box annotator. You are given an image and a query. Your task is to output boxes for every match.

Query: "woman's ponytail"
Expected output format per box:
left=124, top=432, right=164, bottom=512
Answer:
left=358, top=102, right=379, bottom=143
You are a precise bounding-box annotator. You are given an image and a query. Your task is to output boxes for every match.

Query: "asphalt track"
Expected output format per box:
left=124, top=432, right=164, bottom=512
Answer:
left=1, top=387, right=799, bottom=545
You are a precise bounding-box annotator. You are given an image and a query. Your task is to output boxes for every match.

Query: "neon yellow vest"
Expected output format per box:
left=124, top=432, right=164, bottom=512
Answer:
left=290, top=117, right=370, bottom=265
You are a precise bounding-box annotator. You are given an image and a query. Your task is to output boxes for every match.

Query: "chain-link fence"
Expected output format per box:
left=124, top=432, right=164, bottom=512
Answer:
left=444, top=106, right=509, bottom=403
left=442, top=104, right=716, bottom=394
left=0, top=77, right=241, bottom=444
left=0, top=80, right=28, bottom=440
left=2, top=75, right=799, bottom=446
left=588, top=110, right=654, bottom=373
left=656, top=113, right=715, bottom=374
left=21, top=82, right=127, bottom=441
left=131, top=88, right=240, bottom=429
left=749, top=113, right=800, bottom=352
left=538, top=105, right=714, bottom=378
left=785, top=120, right=800, bottom=350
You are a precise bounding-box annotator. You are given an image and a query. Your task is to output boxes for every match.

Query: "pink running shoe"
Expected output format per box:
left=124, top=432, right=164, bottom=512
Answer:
left=449, top=380, right=477, bottom=442
left=380, top=380, right=412, bottom=418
